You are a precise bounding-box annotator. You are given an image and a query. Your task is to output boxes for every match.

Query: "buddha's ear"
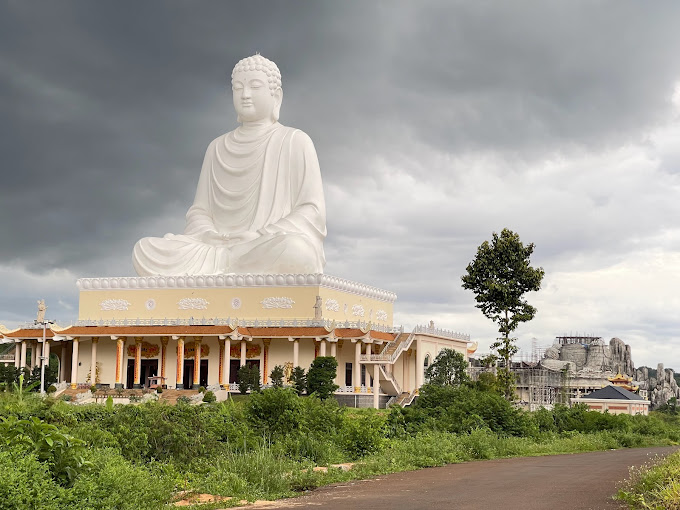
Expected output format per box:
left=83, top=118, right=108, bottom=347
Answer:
left=272, top=87, right=283, bottom=122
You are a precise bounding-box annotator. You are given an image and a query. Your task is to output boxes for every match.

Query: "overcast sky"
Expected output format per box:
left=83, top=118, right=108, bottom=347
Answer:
left=2, top=1, right=680, bottom=369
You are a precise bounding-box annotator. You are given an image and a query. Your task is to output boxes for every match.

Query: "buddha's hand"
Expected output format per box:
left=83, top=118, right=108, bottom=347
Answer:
left=199, top=230, right=230, bottom=245
left=225, top=231, right=260, bottom=246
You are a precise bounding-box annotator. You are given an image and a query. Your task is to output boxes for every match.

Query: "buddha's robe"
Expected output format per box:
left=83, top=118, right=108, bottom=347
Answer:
left=132, top=123, right=326, bottom=275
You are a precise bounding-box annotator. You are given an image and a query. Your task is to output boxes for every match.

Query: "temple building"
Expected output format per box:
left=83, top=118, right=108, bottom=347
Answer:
left=0, top=274, right=471, bottom=408
left=571, top=385, right=650, bottom=416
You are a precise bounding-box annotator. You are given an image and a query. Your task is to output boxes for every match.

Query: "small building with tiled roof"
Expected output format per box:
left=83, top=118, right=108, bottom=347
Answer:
left=572, top=384, right=650, bottom=416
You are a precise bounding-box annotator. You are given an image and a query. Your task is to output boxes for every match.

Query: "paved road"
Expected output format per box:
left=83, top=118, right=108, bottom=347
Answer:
left=258, top=446, right=677, bottom=510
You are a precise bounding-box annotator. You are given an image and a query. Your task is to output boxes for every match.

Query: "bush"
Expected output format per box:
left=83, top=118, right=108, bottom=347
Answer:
left=290, top=367, right=307, bottom=396
left=47, top=385, right=57, bottom=395
left=270, top=365, right=285, bottom=388
left=341, top=409, right=387, bottom=459
left=307, top=357, right=338, bottom=400
left=247, top=388, right=303, bottom=437
left=155, top=387, right=163, bottom=394
left=202, top=391, right=216, bottom=403
left=0, top=416, right=91, bottom=486
left=408, top=384, right=533, bottom=436
left=198, top=386, right=206, bottom=394
left=0, top=446, right=65, bottom=510
left=67, top=448, right=177, bottom=510
left=237, top=364, right=261, bottom=394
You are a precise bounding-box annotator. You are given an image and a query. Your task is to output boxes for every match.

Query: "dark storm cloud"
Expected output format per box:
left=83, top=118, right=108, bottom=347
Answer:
left=2, top=1, right=680, bottom=367
left=2, top=1, right=680, bottom=273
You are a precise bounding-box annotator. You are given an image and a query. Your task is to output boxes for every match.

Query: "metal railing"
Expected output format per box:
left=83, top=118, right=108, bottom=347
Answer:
left=413, top=324, right=470, bottom=341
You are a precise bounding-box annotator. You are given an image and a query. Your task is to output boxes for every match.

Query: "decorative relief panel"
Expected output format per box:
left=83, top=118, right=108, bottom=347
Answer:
left=127, top=342, right=160, bottom=358
left=261, top=297, right=295, bottom=309
left=145, top=299, right=156, bottom=311
left=376, top=310, right=388, bottom=321
left=231, top=297, right=242, bottom=310
left=325, top=298, right=340, bottom=312
left=229, top=344, right=262, bottom=358
left=184, top=343, right=210, bottom=358
left=100, top=299, right=131, bottom=311
left=177, top=297, right=209, bottom=310
left=352, top=304, right=365, bottom=317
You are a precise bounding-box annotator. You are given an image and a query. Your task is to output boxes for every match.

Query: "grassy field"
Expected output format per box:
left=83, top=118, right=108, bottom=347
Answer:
left=2, top=383, right=680, bottom=509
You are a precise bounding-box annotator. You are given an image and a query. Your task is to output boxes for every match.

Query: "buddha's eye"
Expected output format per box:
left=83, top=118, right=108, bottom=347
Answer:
left=250, top=79, right=264, bottom=88
left=232, top=83, right=244, bottom=91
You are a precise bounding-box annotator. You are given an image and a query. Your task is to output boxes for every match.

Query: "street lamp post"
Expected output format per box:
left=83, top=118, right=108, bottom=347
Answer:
left=35, top=318, right=54, bottom=395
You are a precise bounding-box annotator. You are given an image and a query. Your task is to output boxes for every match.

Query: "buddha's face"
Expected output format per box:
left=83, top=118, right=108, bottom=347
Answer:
left=232, top=70, right=280, bottom=123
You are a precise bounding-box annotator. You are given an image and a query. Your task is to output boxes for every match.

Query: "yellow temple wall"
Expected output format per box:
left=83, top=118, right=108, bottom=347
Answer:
left=77, top=280, right=394, bottom=327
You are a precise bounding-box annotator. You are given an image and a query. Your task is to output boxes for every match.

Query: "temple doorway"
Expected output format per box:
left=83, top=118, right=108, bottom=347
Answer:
left=183, top=359, right=209, bottom=389
left=126, top=359, right=158, bottom=388
left=229, top=359, right=260, bottom=384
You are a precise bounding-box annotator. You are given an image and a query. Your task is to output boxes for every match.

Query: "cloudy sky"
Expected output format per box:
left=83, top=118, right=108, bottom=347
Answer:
left=2, top=1, right=680, bottom=369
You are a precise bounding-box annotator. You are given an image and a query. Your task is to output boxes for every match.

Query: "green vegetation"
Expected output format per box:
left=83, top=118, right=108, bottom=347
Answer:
left=1, top=380, right=680, bottom=509
left=616, top=450, right=680, bottom=509
left=461, top=228, right=545, bottom=398
left=307, top=356, right=339, bottom=400
left=269, top=365, right=285, bottom=388
left=425, top=348, right=469, bottom=387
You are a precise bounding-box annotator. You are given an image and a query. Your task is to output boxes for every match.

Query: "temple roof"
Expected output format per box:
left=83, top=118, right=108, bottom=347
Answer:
left=582, top=385, right=645, bottom=401
left=3, top=328, right=59, bottom=339
left=32, top=325, right=395, bottom=340
left=608, top=373, right=633, bottom=383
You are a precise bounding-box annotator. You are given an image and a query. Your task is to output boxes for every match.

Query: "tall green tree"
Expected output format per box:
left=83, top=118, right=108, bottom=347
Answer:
left=425, top=348, right=469, bottom=387
left=461, top=228, right=544, bottom=399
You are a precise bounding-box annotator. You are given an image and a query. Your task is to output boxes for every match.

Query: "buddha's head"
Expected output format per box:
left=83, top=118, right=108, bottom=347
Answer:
left=231, top=54, right=282, bottom=124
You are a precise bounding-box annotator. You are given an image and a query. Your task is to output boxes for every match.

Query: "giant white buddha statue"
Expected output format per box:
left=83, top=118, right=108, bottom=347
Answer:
left=132, top=55, right=326, bottom=276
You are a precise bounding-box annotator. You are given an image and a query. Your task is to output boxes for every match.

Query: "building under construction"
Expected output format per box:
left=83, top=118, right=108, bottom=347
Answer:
left=471, top=336, right=636, bottom=410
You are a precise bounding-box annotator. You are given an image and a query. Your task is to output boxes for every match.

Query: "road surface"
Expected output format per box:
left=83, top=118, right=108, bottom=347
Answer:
left=258, top=446, right=676, bottom=510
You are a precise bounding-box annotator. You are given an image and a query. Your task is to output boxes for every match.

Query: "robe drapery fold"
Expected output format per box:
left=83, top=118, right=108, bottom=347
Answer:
left=132, top=123, right=326, bottom=275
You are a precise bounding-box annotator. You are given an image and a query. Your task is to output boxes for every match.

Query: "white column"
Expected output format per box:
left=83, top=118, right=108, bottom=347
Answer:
left=70, top=338, right=80, bottom=389
left=60, top=344, right=69, bottom=383
left=35, top=342, right=42, bottom=369
left=293, top=338, right=299, bottom=367
left=43, top=340, right=51, bottom=371
left=354, top=341, right=361, bottom=390
left=90, top=338, right=98, bottom=385
left=240, top=339, right=247, bottom=367
left=30, top=343, right=37, bottom=368
left=14, top=342, right=21, bottom=368
left=319, top=338, right=327, bottom=356
left=415, top=338, right=424, bottom=389
left=175, top=337, right=185, bottom=389
left=224, top=338, right=231, bottom=388
left=373, top=364, right=380, bottom=409
left=20, top=341, right=27, bottom=369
